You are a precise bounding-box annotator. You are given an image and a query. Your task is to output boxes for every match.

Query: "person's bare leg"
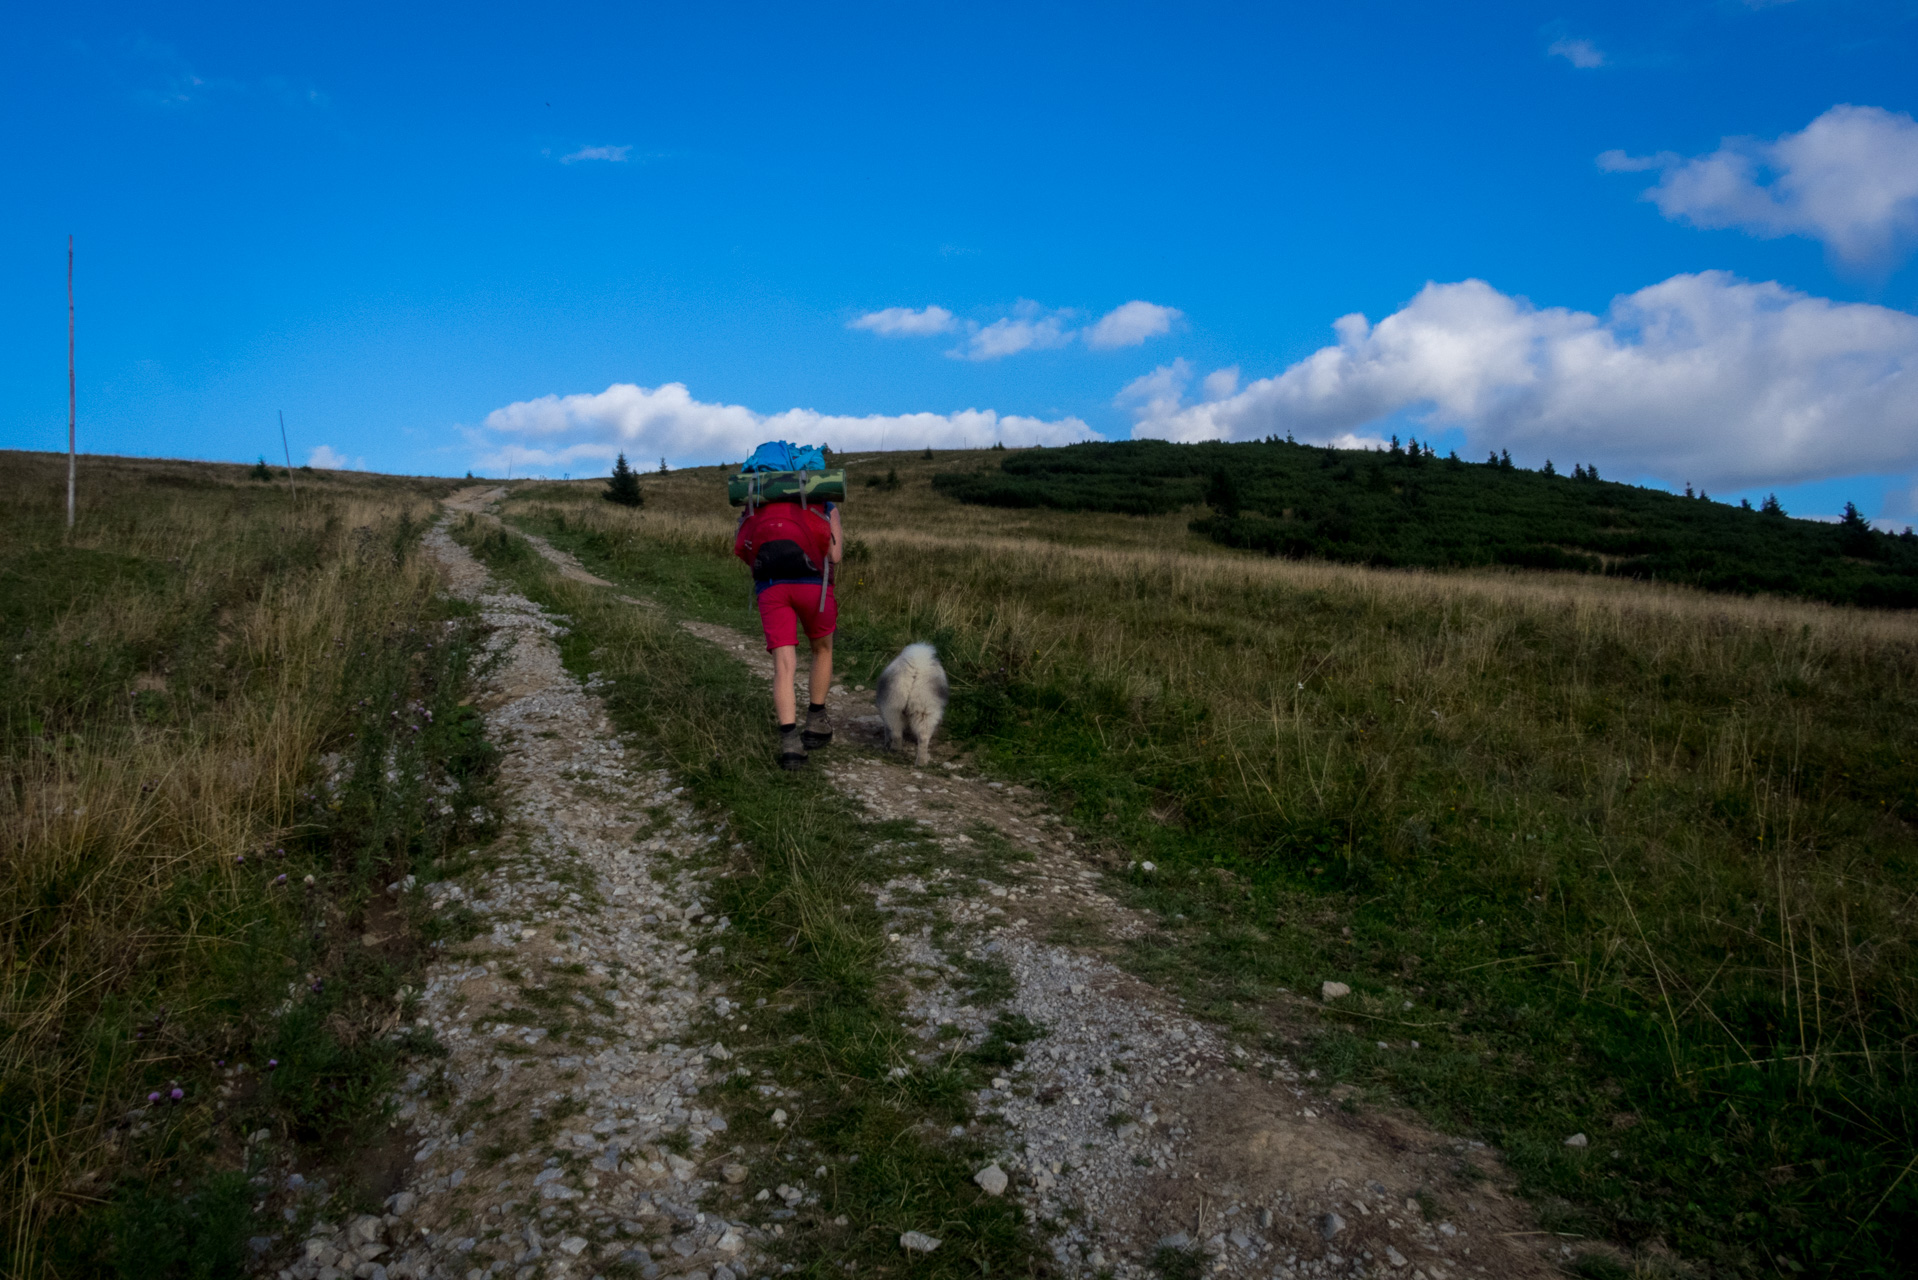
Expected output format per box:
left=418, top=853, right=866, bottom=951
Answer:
left=802, top=635, right=835, bottom=747
left=807, top=634, right=833, bottom=706
left=771, top=646, right=799, bottom=725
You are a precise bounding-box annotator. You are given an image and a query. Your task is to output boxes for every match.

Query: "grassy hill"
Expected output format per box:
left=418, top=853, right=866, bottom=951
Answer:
left=932, top=439, right=1918, bottom=608
left=501, top=454, right=1918, bottom=1275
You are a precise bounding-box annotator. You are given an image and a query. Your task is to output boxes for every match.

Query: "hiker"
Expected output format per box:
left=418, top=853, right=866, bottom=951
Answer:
left=731, top=448, right=843, bottom=770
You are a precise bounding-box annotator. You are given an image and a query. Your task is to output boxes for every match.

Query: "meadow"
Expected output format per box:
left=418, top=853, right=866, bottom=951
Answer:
left=503, top=449, right=1918, bottom=1278
left=0, top=453, right=494, bottom=1279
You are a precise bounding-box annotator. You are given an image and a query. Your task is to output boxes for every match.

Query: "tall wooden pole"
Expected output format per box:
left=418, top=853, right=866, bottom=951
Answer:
left=67, top=236, right=75, bottom=529
left=279, top=410, right=297, bottom=497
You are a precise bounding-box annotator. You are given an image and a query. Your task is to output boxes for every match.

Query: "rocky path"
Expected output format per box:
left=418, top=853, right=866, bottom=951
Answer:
left=279, top=508, right=763, bottom=1280
left=280, top=494, right=1576, bottom=1280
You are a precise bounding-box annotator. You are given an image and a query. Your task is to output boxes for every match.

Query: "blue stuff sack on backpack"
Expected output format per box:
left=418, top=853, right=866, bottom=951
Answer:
left=742, top=441, right=827, bottom=473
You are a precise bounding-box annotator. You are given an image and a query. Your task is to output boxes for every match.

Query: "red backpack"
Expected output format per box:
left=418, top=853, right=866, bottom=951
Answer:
left=734, top=501, right=834, bottom=583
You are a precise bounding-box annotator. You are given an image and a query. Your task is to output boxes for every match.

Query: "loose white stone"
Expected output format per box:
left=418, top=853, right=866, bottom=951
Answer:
left=899, top=1231, right=941, bottom=1253
left=1321, top=981, right=1351, bottom=1001
left=973, top=1164, right=1008, bottom=1196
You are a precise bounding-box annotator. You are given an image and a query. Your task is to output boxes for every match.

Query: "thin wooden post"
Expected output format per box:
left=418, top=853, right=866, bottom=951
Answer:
left=67, top=236, right=75, bottom=529
left=279, top=410, right=297, bottom=497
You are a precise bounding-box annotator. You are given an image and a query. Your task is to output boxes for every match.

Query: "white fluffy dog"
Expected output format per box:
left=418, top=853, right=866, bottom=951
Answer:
left=875, top=643, right=949, bottom=766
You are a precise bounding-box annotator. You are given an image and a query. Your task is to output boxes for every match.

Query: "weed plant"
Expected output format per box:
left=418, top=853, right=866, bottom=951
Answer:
left=453, top=512, right=1044, bottom=1280
left=0, top=453, right=496, bottom=1279
left=498, top=459, right=1918, bottom=1277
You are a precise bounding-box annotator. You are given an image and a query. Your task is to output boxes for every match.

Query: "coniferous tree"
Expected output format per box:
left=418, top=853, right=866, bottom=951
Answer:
left=1762, top=493, right=1785, bottom=515
left=1839, top=501, right=1879, bottom=558
left=604, top=453, right=643, bottom=507
left=1542, top=459, right=1557, bottom=476
left=251, top=457, right=272, bottom=481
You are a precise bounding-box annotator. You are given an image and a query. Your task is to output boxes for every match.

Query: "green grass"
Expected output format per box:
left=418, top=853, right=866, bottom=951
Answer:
left=1, top=452, right=497, bottom=1279
left=494, top=470, right=1918, bottom=1278
left=932, top=438, right=1918, bottom=607
left=455, top=513, right=1048, bottom=1280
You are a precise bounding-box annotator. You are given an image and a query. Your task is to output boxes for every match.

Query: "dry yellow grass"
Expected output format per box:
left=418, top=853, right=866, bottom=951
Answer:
left=0, top=452, right=459, bottom=1276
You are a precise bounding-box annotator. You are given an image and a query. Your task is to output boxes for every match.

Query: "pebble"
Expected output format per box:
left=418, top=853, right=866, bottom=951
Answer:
left=974, top=1164, right=1009, bottom=1196
left=899, top=1231, right=942, bottom=1253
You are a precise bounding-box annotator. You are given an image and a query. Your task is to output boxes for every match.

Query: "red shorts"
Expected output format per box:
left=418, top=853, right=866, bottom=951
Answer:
left=756, top=582, right=838, bottom=651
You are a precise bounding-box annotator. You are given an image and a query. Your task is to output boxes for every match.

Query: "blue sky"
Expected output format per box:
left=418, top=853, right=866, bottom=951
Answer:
left=5, top=1, right=1917, bottom=520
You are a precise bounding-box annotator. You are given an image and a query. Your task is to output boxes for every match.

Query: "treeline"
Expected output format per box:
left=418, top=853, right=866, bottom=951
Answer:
left=931, top=438, right=1918, bottom=608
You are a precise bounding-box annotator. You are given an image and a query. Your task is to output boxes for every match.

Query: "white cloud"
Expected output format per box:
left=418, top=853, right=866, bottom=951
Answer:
left=850, top=298, right=1181, bottom=359
left=1127, top=272, right=1918, bottom=491
left=1547, top=38, right=1607, bottom=69
left=848, top=306, right=957, bottom=336
left=1602, top=105, right=1918, bottom=267
left=306, top=444, right=360, bottom=470
left=561, top=144, right=632, bottom=164
left=1201, top=366, right=1240, bottom=401
left=1085, top=300, right=1184, bottom=349
left=478, top=381, right=1095, bottom=471
left=952, top=310, right=1077, bottom=360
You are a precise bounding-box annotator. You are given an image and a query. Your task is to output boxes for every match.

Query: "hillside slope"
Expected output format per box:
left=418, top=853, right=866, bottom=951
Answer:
left=933, top=439, right=1918, bottom=607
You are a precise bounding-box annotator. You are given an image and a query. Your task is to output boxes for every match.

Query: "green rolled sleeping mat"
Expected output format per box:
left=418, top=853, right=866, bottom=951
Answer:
left=728, top=469, right=846, bottom=507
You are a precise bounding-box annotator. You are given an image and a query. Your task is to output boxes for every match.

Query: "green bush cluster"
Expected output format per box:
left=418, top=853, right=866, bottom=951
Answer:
left=933, top=439, right=1918, bottom=607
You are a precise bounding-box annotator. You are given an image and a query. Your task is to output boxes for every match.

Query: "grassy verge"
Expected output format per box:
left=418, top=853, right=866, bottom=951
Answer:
left=453, top=515, right=1047, bottom=1280
left=1, top=453, right=497, bottom=1279
left=495, top=465, right=1918, bottom=1278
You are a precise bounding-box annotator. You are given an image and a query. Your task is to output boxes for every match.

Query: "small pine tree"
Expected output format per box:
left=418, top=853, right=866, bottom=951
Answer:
left=1761, top=492, right=1785, bottom=515
left=925, top=446, right=936, bottom=459
left=251, top=457, right=272, bottom=481
left=1740, top=497, right=1753, bottom=510
left=604, top=453, right=643, bottom=507
left=658, top=457, right=669, bottom=474
left=1839, top=501, right=1878, bottom=557
left=1542, top=459, right=1557, bottom=476
left=1499, top=449, right=1514, bottom=470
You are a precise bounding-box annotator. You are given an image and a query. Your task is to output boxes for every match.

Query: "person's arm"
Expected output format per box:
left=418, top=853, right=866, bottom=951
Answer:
left=829, top=507, right=843, bottom=564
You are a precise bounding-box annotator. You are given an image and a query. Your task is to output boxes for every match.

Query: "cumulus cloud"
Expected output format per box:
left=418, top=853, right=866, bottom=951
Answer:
left=561, top=144, right=632, bottom=164
left=1085, top=300, right=1184, bottom=349
left=849, top=305, right=957, bottom=336
left=1127, top=272, right=1918, bottom=491
left=1601, top=105, right=1918, bottom=267
left=852, top=298, right=1181, bottom=359
left=306, top=445, right=360, bottom=470
left=478, top=381, right=1095, bottom=471
left=1547, top=38, right=1607, bottom=69
left=953, top=309, right=1077, bottom=360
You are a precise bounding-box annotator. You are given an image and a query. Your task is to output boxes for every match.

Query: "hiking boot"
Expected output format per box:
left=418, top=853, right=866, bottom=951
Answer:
left=778, top=725, right=808, bottom=771
left=801, top=705, right=833, bottom=751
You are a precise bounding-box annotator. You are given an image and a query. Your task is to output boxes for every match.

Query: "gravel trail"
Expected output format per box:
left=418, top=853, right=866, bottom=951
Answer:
left=517, top=519, right=1574, bottom=1280
left=283, top=495, right=1577, bottom=1280
left=279, top=502, right=761, bottom=1280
